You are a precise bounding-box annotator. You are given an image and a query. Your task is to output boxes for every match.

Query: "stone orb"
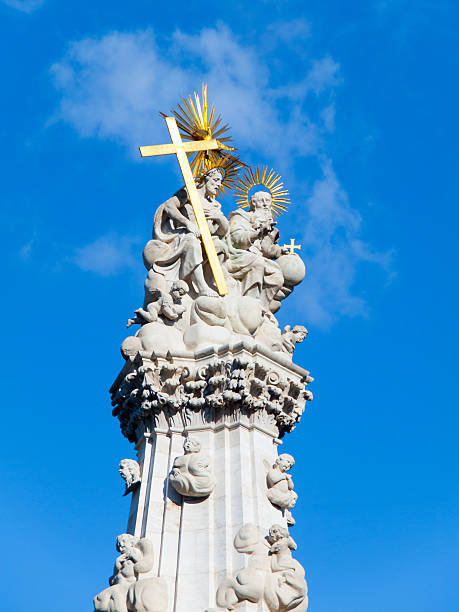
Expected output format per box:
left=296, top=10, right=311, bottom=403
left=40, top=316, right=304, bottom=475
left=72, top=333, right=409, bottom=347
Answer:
left=277, top=253, right=306, bottom=287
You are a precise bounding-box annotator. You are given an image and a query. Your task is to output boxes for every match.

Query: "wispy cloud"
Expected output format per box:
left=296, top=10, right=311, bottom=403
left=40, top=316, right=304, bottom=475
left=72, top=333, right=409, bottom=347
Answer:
left=50, top=24, right=392, bottom=327
left=298, top=160, right=393, bottom=327
left=50, top=26, right=335, bottom=161
left=1, top=0, right=44, bottom=13
left=72, top=233, right=140, bottom=277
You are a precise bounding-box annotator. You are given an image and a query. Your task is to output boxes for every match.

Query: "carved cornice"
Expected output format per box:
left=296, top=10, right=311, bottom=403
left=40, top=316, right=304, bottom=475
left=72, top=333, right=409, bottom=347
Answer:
left=110, top=343, right=313, bottom=443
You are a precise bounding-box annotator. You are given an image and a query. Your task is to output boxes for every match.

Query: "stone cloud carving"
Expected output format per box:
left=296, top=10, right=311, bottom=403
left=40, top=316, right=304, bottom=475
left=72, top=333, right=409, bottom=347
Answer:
left=266, top=454, right=298, bottom=525
left=119, top=459, right=141, bottom=496
left=93, top=534, right=167, bottom=612
left=216, top=523, right=308, bottom=612
left=169, top=436, right=216, bottom=498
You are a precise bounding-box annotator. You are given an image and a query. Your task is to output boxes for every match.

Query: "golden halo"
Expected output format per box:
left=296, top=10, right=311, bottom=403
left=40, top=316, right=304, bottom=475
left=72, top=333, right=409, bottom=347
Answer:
left=164, top=84, right=244, bottom=192
left=233, top=165, right=291, bottom=217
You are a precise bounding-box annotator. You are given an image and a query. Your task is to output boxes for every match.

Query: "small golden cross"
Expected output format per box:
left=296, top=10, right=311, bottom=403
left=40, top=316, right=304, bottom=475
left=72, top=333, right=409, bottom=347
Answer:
left=283, top=238, right=302, bottom=255
left=139, top=117, right=229, bottom=296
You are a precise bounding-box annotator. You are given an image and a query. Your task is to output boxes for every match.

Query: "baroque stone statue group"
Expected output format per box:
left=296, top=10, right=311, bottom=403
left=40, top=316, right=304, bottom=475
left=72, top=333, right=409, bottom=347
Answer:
left=93, top=166, right=313, bottom=612
left=121, top=168, right=307, bottom=359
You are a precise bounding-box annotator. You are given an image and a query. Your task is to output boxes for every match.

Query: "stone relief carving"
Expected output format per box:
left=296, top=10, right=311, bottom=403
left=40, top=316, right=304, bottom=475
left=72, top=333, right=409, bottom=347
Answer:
left=119, top=459, right=141, bottom=496
left=93, top=534, right=167, bottom=612
left=111, top=356, right=313, bottom=443
left=126, top=280, right=189, bottom=328
left=266, top=454, right=298, bottom=526
left=169, top=436, right=216, bottom=498
left=216, top=523, right=308, bottom=612
left=120, top=170, right=307, bottom=357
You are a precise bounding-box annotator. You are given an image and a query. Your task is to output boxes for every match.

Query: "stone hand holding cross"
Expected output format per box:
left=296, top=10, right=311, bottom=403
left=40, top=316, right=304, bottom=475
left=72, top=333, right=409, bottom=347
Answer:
left=140, top=116, right=229, bottom=296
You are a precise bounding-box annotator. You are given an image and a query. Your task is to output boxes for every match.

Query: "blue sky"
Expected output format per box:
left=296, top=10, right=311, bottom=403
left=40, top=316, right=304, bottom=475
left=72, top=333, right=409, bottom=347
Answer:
left=1, top=1, right=458, bottom=610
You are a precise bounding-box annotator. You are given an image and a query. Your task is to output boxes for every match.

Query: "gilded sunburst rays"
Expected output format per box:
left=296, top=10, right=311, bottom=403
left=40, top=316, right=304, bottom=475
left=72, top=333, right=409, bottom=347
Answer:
left=166, top=84, right=243, bottom=191
left=233, top=166, right=291, bottom=217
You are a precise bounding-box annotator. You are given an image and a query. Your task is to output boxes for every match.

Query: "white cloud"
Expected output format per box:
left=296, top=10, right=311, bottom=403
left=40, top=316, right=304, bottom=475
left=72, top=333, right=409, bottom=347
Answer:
left=72, top=233, right=140, bottom=277
left=1, top=0, right=44, bottom=12
left=297, top=161, right=393, bottom=327
left=51, top=25, right=392, bottom=327
left=50, top=26, right=335, bottom=161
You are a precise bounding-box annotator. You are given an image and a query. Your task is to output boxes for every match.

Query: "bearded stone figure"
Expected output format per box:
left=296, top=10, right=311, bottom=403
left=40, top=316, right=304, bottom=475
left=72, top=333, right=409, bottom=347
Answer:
left=119, top=459, right=141, bottom=496
left=226, top=190, right=286, bottom=311
left=142, top=168, right=228, bottom=298
left=169, top=436, right=216, bottom=498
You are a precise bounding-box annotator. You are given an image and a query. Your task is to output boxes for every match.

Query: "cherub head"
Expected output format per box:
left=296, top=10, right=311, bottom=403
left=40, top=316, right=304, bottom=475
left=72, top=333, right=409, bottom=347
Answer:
left=275, top=453, right=295, bottom=473
left=291, top=325, right=308, bottom=343
left=119, top=459, right=141, bottom=489
left=116, top=533, right=138, bottom=554
left=170, top=280, right=189, bottom=303
left=268, top=524, right=289, bottom=544
left=183, top=436, right=201, bottom=454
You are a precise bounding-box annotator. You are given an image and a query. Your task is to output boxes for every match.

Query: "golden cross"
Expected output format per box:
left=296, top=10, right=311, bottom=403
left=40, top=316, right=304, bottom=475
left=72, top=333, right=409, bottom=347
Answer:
left=139, top=116, right=228, bottom=296
left=283, top=238, right=302, bottom=255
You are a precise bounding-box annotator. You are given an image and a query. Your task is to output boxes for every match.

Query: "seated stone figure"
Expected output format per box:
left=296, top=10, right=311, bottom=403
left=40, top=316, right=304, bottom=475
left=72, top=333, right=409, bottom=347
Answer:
left=94, top=534, right=167, bottom=612
left=93, top=534, right=142, bottom=612
left=216, top=523, right=308, bottom=612
left=216, top=524, right=270, bottom=610
left=266, top=454, right=298, bottom=525
left=226, top=190, right=286, bottom=311
left=169, top=436, right=216, bottom=498
left=265, top=525, right=308, bottom=612
left=142, top=168, right=228, bottom=298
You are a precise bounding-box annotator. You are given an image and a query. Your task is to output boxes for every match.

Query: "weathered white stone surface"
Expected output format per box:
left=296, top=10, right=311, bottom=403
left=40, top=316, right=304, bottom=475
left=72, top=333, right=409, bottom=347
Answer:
left=216, top=523, right=307, bottom=612
left=108, top=342, right=311, bottom=612
left=93, top=534, right=168, bottom=612
left=94, top=172, right=313, bottom=612
left=120, top=173, right=307, bottom=360
left=119, top=459, right=141, bottom=496
left=266, top=454, right=298, bottom=525
left=169, top=436, right=216, bottom=497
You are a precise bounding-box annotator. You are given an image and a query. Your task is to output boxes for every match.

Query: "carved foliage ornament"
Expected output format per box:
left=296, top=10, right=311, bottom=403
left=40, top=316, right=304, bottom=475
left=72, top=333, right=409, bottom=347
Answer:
left=111, top=358, right=313, bottom=442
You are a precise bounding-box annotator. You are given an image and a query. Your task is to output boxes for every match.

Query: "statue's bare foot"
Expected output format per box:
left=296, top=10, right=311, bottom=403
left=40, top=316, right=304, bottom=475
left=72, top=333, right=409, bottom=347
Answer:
left=126, top=319, right=134, bottom=328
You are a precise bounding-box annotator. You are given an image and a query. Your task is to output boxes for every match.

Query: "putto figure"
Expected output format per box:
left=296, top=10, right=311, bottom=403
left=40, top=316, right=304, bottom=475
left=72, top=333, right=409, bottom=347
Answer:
left=266, top=454, right=298, bottom=525
left=216, top=523, right=308, bottom=612
left=126, top=280, right=189, bottom=328
left=280, top=325, right=308, bottom=356
left=93, top=534, right=167, bottom=612
left=119, top=459, right=141, bottom=496
left=169, top=436, right=216, bottom=498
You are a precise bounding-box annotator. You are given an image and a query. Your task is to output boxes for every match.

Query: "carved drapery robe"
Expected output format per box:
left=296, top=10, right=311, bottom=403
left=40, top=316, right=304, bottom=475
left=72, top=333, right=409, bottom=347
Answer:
left=226, top=209, right=284, bottom=308
left=143, top=191, right=228, bottom=287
